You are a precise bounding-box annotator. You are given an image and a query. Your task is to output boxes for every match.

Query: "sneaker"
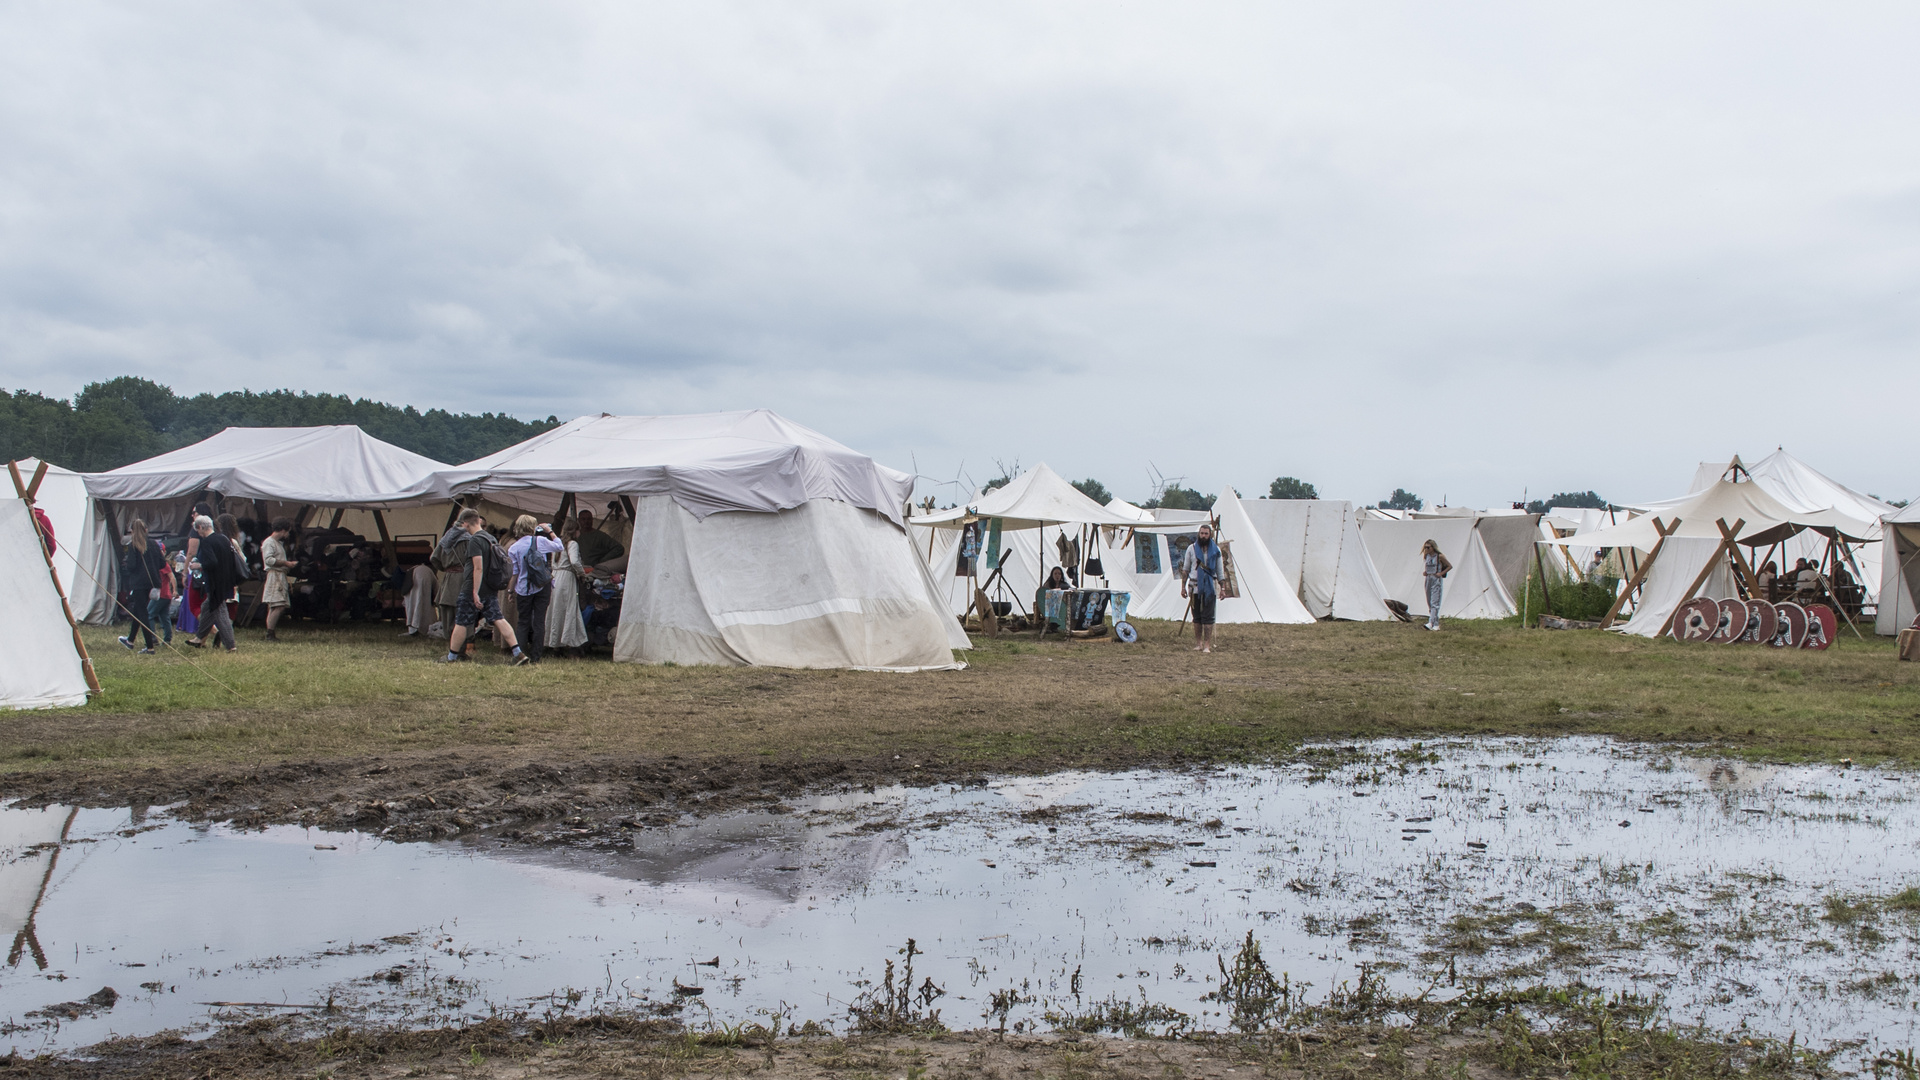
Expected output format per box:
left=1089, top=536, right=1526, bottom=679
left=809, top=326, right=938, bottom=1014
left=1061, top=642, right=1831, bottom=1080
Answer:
left=184, top=638, right=205, bottom=649
left=510, top=651, right=531, bottom=667
left=117, top=636, right=134, bottom=651
left=138, top=647, right=155, bottom=655
left=401, top=628, right=419, bottom=637
left=264, top=630, right=278, bottom=642
left=436, top=652, right=466, bottom=664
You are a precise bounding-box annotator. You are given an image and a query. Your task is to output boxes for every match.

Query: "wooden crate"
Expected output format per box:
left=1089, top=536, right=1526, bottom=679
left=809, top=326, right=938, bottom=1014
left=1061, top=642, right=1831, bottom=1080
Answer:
left=1900, top=628, right=1920, bottom=662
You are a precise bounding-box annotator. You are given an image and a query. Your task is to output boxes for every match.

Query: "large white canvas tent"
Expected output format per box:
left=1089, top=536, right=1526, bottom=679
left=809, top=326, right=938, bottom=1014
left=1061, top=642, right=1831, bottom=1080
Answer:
left=0, top=495, right=93, bottom=709
left=1359, top=516, right=1517, bottom=620
left=1237, top=499, right=1392, bottom=620
left=437, top=411, right=965, bottom=671
left=12, top=459, right=114, bottom=625
left=1660, top=450, right=1895, bottom=611
left=1570, top=480, right=1875, bottom=637
left=1877, top=502, right=1920, bottom=636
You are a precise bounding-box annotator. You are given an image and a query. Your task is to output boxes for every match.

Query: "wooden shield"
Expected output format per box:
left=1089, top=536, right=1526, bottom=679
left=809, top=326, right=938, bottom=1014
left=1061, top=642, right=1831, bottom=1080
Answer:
left=1802, top=604, right=1837, bottom=651
left=1771, top=602, right=1809, bottom=648
left=1674, top=598, right=1721, bottom=642
left=1711, top=599, right=1746, bottom=643
left=1742, top=599, right=1777, bottom=644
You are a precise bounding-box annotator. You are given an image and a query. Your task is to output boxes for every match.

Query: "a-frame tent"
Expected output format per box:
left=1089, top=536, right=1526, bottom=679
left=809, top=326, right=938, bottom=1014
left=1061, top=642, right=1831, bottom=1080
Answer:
left=2, top=463, right=95, bottom=709
left=9, top=459, right=115, bottom=625
left=1236, top=499, right=1393, bottom=620
left=1123, top=490, right=1316, bottom=624
left=1877, top=502, right=1920, bottom=636
left=1359, top=515, right=1516, bottom=619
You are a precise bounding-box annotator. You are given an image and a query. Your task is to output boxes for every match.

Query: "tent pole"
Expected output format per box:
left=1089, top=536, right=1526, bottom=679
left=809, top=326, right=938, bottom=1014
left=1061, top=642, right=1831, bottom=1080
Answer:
left=1532, top=538, right=1555, bottom=619
left=372, top=510, right=397, bottom=571
left=8, top=461, right=99, bottom=694
left=551, top=492, right=575, bottom=530
left=1600, top=518, right=1675, bottom=630
left=1815, top=568, right=1866, bottom=640
left=1718, top=520, right=1759, bottom=598
left=328, top=507, right=345, bottom=530
left=1656, top=517, right=1744, bottom=639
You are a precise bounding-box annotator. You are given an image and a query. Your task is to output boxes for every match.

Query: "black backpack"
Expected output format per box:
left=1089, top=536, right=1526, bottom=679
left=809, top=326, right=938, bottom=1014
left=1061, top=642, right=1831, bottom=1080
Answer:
left=480, top=536, right=513, bottom=592
left=519, top=536, right=553, bottom=592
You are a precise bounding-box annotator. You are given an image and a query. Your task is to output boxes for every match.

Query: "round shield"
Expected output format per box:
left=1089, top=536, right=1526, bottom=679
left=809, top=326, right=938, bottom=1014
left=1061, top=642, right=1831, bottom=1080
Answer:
left=1742, top=599, right=1777, bottom=644
left=1674, top=598, right=1721, bottom=642
left=1113, top=621, right=1139, bottom=644
left=1802, top=604, right=1836, bottom=651
left=1771, top=602, right=1808, bottom=648
left=1712, top=599, right=1746, bottom=643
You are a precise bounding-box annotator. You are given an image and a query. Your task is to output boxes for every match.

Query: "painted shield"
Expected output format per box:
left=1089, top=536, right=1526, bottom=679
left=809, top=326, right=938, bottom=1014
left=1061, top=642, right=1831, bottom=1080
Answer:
left=1802, top=604, right=1837, bottom=651
left=1674, top=598, right=1721, bottom=642
left=1771, top=602, right=1808, bottom=648
left=1712, top=599, right=1746, bottom=643
left=1742, top=599, right=1777, bottom=644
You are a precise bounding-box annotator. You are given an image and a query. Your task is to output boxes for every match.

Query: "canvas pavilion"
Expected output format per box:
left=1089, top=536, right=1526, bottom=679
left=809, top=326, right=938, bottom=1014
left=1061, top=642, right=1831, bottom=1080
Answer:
left=433, top=411, right=965, bottom=671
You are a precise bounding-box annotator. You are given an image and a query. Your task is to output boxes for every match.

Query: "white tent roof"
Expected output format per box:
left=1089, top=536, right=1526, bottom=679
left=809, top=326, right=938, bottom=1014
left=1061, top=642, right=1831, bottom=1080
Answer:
left=14, top=459, right=115, bottom=625
left=84, top=426, right=451, bottom=507
left=1573, top=480, right=1875, bottom=550
left=441, top=411, right=914, bottom=526
left=1237, top=499, right=1393, bottom=621
left=913, top=463, right=1146, bottom=530
left=1683, top=450, right=1896, bottom=526
left=0, top=498, right=90, bottom=709
left=1360, top=516, right=1517, bottom=619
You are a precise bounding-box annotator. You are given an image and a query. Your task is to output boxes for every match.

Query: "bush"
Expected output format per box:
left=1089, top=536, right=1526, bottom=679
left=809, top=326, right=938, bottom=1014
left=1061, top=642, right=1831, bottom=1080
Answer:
left=1515, top=570, right=1620, bottom=623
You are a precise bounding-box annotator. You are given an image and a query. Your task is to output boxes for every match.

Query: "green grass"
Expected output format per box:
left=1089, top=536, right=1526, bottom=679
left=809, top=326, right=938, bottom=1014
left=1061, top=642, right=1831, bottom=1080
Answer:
left=10, top=616, right=1917, bottom=780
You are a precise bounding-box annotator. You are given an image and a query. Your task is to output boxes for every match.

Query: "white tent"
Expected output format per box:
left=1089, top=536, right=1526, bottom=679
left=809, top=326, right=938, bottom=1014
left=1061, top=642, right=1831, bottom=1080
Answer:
left=1359, top=516, right=1517, bottom=620
left=1877, top=503, right=1920, bottom=636
left=12, top=460, right=114, bottom=625
left=1125, top=490, right=1316, bottom=624
left=1665, top=450, right=1894, bottom=610
left=84, top=425, right=452, bottom=511
left=439, top=411, right=965, bottom=671
left=0, top=497, right=93, bottom=709
left=1571, top=480, right=1875, bottom=637
left=1237, top=499, right=1392, bottom=620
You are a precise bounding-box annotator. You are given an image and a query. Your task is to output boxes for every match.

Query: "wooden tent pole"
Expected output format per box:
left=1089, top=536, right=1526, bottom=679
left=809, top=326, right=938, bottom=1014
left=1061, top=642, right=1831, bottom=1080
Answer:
left=550, top=492, right=575, bottom=530
left=328, top=507, right=345, bottom=529
left=1814, top=570, right=1866, bottom=640
left=24, top=461, right=48, bottom=502
left=1717, top=520, right=1758, bottom=597
left=1533, top=537, right=1555, bottom=617
left=8, top=461, right=99, bottom=694
left=1600, top=518, right=1675, bottom=629
left=372, top=510, right=397, bottom=570
left=1656, top=517, right=1743, bottom=639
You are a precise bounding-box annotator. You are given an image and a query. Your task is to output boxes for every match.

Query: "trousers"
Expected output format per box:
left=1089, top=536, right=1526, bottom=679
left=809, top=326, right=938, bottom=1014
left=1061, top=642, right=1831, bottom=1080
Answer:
left=515, top=586, right=550, bottom=663
left=198, top=592, right=235, bottom=650
left=1425, top=576, right=1443, bottom=627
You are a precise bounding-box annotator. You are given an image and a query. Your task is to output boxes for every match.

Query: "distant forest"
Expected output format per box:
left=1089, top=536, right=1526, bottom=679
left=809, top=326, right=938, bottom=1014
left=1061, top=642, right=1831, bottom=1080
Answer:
left=1, top=377, right=562, bottom=472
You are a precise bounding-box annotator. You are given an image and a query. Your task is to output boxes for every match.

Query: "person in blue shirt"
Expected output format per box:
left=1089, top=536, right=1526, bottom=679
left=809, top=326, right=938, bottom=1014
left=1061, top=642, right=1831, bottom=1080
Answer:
left=1179, top=523, right=1221, bottom=653
left=507, top=515, right=565, bottom=665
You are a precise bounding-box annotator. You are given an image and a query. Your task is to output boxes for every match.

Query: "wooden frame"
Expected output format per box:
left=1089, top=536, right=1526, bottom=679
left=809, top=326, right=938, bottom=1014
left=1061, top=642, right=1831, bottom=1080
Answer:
left=1598, top=517, right=1675, bottom=629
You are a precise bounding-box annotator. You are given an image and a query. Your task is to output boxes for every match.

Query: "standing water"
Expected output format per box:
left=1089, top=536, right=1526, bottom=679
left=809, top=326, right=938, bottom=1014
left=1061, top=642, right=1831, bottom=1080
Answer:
left=1, top=737, right=1916, bottom=1056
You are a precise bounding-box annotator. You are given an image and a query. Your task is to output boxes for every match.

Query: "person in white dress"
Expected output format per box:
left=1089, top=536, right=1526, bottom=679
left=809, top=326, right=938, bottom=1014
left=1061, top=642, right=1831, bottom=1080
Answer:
left=546, top=519, right=589, bottom=653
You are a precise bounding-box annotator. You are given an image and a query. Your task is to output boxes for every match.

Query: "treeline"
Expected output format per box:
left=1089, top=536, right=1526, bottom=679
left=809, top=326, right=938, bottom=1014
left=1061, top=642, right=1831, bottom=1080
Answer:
left=1, top=377, right=562, bottom=472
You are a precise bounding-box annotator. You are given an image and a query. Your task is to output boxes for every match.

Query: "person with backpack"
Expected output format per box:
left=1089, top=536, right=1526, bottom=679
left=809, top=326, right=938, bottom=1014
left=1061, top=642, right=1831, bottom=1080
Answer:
left=506, top=515, right=564, bottom=665
left=439, top=508, right=529, bottom=665
left=431, top=521, right=467, bottom=638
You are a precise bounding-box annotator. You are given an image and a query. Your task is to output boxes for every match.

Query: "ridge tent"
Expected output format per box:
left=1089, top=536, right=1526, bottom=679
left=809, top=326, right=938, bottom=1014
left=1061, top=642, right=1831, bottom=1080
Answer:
left=1569, top=480, right=1875, bottom=637
left=1359, top=516, right=1516, bottom=620
left=1877, top=502, right=1920, bottom=636
left=1237, top=499, right=1392, bottom=621
left=436, top=411, right=964, bottom=671
left=0, top=483, right=94, bottom=710
left=1124, top=490, right=1316, bottom=625
left=11, top=459, right=114, bottom=625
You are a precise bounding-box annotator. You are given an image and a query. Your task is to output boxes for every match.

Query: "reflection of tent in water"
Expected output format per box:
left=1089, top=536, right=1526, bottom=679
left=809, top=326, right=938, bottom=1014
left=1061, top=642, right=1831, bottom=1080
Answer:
left=0, top=805, right=77, bottom=970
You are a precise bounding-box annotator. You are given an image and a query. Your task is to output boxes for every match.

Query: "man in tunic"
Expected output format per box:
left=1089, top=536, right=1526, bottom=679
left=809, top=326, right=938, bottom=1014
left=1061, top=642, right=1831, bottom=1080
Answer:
left=261, top=517, right=298, bottom=641
left=1180, top=523, right=1222, bottom=653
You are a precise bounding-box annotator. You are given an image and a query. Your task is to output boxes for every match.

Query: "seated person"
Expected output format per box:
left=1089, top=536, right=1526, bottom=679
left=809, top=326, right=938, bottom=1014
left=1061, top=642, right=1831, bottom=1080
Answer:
left=576, top=510, right=627, bottom=575
left=1041, top=567, right=1070, bottom=592
left=1794, top=558, right=1822, bottom=596
left=1756, top=561, right=1777, bottom=599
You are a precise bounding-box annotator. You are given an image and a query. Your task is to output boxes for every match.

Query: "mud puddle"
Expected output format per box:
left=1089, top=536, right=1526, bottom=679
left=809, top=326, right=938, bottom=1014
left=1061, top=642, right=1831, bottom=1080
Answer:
left=1, top=738, right=1916, bottom=1058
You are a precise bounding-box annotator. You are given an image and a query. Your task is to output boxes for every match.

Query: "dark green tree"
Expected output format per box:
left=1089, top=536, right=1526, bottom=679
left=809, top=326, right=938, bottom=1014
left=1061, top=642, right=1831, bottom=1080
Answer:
left=1150, top=486, right=1215, bottom=511
left=1071, top=478, right=1112, bottom=504
left=1378, top=488, right=1423, bottom=511
left=1524, top=490, right=1611, bottom=515
left=1267, top=476, right=1318, bottom=500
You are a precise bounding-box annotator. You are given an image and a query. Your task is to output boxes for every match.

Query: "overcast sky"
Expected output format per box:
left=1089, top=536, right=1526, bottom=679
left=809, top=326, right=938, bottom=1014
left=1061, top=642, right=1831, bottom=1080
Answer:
left=3, top=3, right=1916, bottom=508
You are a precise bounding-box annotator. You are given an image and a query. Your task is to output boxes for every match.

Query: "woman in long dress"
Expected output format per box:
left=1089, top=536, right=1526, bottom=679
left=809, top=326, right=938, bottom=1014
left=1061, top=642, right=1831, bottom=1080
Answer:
left=546, top=520, right=589, bottom=654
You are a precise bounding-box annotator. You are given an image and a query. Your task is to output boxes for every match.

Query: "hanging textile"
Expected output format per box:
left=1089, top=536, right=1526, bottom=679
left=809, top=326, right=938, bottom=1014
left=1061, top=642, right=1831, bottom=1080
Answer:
left=1134, top=533, right=1162, bottom=575
left=985, top=518, right=1003, bottom=570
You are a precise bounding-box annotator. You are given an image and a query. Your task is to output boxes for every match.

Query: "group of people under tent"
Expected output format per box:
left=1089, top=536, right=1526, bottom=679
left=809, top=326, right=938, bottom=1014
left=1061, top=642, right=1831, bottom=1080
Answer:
left=109, top=497, right=636, bottom=663
left=1755, top=556, right=1861, bottom=611
left=425, top=506, right=632, bottom=666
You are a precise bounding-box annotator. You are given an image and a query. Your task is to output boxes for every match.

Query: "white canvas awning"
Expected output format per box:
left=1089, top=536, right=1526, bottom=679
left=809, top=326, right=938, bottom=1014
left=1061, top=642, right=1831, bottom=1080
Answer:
left=438, top=410, right=914, bottom=526
left=913, top=463, right=1147, bottom=531
left=1573, top=480, right=1874, bottom=550
left=84, top=426, right=451, bottom=508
